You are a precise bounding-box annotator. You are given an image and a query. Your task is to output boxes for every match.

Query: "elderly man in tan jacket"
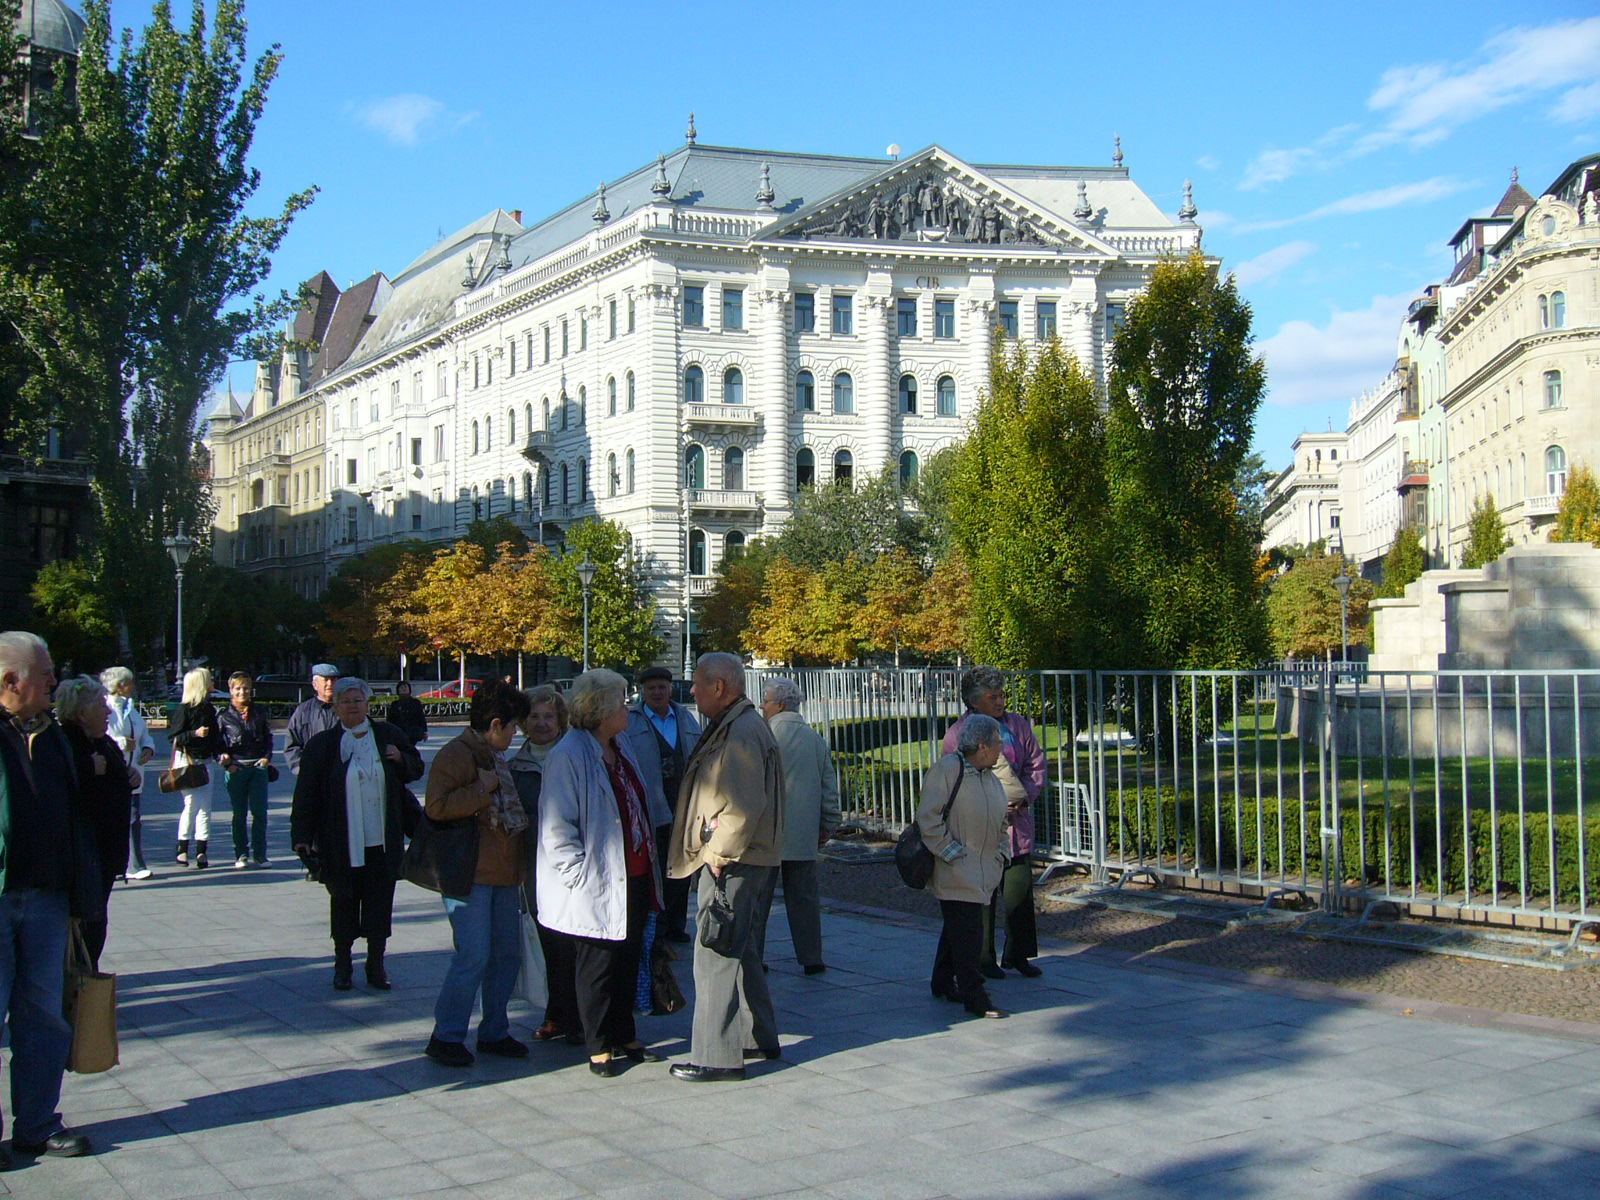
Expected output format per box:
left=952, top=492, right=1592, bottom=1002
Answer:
left=667, top=652, right=784, bottom=1083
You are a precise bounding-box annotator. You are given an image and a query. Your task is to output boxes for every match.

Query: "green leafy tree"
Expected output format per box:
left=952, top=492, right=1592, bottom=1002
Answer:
left=1461, top=494, right=1511, bottom=570
left=1552, top=464, right=1600, bottom=545
left=461, top=515, right=529, bottom=559
left=549, top=520, right=661, bottom=669
left=1375, top=526, right=1426, bottom=599
left=1106, top=251, right=1269, bottom=670
left=317, top=540, right=430, bottom=664
left=187, top=563, right=319, bottom=674
left=29, top=558, right=117, bottom=671
left=1264, top=553, right=1373, bottom=660
left=773, top=468, right=927, bottom=568
left=697, top=538, right=775, bottom=654
left=1232, top=451, right=1275, bottom=545
left=949, top=335, right=1116, bottom=669
left=0, top=0, right=314, bottom=664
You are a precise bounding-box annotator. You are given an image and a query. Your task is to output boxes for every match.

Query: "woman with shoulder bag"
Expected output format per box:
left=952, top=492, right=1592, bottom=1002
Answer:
left=422, top=680, right=533, bottom=1067
left=167, top=667, right=220, bottom=869
left=918, top=713, right=1010, bottom=1020
left=290, top=677, right=424, bottom=991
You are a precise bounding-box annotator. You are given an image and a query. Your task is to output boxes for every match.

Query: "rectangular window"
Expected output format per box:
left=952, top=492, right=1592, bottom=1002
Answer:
left=998, top=300, right=1018, bottom=339
left=794, top=292, right=815, bottom=333
left=410, top=438, right=422, bottom=467
left=934, top=298, right=955, bottom=339
left=348, top=399, right=358, bottom=427
left=561, top=319, right=569, bottom=356
left=508, top=340, right=516, bottom=376
left=543, top=326, right=551, bottom=362
left=433, top=426, right=446, bottom=461
left=580, top=316, right=588, bottom=350
left=609, top=299, right=617, bottom=339
left=1036, top=300, right=1057, bottom=339
left=723, top=287, right=744, bottom=331
left=627, top=295, right=636, bottom=332
left=897, top=298, right=918, bottom=337
left=437, top=362, right=448, bottom=397
left=412, top=513, right=423, bottom=531
left=683, top=285, right=705, bottom=327
left=412, top=371, right=423, bottom=403
left=832, top=293, right=853, bottom=335
left=390, top=380, right=400, bottom=407
left=345, top=458, right=357, bottom=485
left=346, top=509, right=357, bottom=543
left=1104, top=301, right=1126, bottom=344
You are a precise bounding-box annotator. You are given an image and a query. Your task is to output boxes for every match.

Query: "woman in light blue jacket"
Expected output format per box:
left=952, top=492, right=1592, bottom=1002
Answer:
left=537, top=670, right=663, bottom=1077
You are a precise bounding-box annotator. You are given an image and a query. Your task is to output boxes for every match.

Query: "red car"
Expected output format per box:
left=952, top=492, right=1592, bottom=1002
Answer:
left=416, top=678, right=483, bottom=699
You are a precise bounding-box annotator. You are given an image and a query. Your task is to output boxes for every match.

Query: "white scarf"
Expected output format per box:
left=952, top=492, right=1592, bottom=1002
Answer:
left=341, top=721, right=386, bottom=868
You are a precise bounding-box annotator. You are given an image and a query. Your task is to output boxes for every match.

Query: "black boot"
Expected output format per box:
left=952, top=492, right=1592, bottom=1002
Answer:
left=365, top=938, right=390, bottom=991
left=332, top=942, right=354, bottom=991
left=193, top=839, right=209, bottom=870
left=175, top=840, right=188, bottom=865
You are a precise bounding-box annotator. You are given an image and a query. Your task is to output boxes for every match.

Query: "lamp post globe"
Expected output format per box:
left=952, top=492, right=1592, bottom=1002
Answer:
left=163, top=522, right=197, bottom=681
left=576, top=552, right=597, bottom=670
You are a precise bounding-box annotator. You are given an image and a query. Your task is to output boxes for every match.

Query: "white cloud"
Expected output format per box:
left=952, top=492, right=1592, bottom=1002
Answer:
left=1235, top=177, right=1472, bottom=233
left=1258, top=294, right=1411, bottom=409
left=1195, top=154, right=1221, bottom=172
left=1554, top=81, right=1600, bottom=124
left=350, top=94, right=444, bottom=146
left=1233, top=241, right=1316, bottom=288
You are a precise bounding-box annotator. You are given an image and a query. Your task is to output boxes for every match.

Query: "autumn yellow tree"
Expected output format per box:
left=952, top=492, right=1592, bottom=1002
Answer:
left=857, top=549, right=926, bottom=665
left=907, top=552, right=974, bottom=660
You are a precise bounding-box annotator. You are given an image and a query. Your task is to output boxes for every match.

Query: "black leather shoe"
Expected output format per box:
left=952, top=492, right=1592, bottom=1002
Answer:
left=13, top=1129, right=90, bottom=1158
left=424, top=1037, right=474, bottom=1067
left=1004, top=958, right=1043, bottom=978
left=477, top=1036, right=529, bottom=1059
left=615, top=1043, right=663, bottom=1063
left=966, top=1004, right=1009, bottom=1019
left=589, top=1057, right=617, bottom=1077
left=979, top=962, right=1005, bottom=980
left=931, top=979, right=960, bottom=1002
left=670, top=1062, right=747, bottom=1082
left=803, top=963, right=827, bottom=976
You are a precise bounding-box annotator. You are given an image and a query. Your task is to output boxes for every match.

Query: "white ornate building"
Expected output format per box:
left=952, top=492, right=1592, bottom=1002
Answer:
left=206, top=136, right=1203, bottom=657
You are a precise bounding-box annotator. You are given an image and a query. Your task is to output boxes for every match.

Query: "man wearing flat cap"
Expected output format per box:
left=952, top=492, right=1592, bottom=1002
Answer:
left=285, top=664, right=342, bottom=776
left=625, top=665, right=701, bottom=942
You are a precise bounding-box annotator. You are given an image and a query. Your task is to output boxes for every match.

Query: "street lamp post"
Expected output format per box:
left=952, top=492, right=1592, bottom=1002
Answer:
left=163, top=522, right=196, bottom=681
left=1332, top=566, right=1353, bottom=670
left=576, top=552, right=596, bottom=671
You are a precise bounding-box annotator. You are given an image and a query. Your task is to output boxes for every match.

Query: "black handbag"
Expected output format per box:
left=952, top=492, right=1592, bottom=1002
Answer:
left=895, top=755, right=963, bottom=890
left=401, top=812, right=479, bottom=901
left=157, top=762, right=208, bottom=794
left=698, top=871, right=739, bottom=955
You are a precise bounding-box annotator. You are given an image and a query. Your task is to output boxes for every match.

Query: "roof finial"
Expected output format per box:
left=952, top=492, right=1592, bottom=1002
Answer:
left=592, top=182, right=610, bottom=225
left=1112, top=135, right=1124, bottom=168
left=685, top=112, right=697, bottom=145
left=1511, top=165, right=1519, bottom=185
left=651, top=153, right=672, bottom=198
left=461, top=252, right=475, bottom=290
left=1073, top=178, right=1093, bottom=221
left=495, top=236, right=513, bottom=273
left=1179, top=180, right=1198, bottom=224
left=756, top=163, right=775, bottom=212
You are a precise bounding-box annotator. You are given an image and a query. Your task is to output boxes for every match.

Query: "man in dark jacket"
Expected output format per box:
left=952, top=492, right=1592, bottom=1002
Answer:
left=285, top=663, right=341, bottom=775
left=624, top=666, right=700, bottom=942
left=0, top=631, right=95, bottom=1164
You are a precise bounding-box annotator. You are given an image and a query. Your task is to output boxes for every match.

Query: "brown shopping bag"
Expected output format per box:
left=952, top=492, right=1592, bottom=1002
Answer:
left=63, top=921, right=118, bottom=1074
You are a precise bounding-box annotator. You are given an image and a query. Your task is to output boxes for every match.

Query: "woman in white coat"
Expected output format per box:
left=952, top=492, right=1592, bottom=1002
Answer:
left=537, top=670, right=663, bottom=1077
left=917, top=713, right=1010, bottom=1020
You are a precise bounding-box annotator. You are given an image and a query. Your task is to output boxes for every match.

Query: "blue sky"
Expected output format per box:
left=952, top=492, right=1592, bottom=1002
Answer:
left=128, top=0, right=1600, bottom=470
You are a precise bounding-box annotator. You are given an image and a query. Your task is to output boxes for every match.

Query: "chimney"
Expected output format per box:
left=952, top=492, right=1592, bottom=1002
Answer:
left=510, top=209, right=522, bottom=225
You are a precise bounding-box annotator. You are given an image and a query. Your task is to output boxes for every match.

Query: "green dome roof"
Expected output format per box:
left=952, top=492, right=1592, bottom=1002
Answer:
left=15, top=0, right=86, bottom=58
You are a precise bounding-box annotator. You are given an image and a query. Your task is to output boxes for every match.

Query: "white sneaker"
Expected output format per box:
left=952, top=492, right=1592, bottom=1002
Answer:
left=234, top=856, right=249, bottom=869
left=129, top=868, right=153, bottom=880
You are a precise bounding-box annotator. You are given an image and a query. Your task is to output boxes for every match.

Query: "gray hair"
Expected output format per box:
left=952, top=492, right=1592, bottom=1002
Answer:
left=54, top=675, right=107, bottom=728
left=332, top=676, right=371, bottom=700
left=761, top=677, right=804, bottom=712
left=181, top=667, right=213, bottom=707
left=567, top=669, right=627, bottom=732
left=955, top=713, right=1003, bottom=758
left=99, top=665, right=135, bottom=692
left=524, top=684, right=569, bottom=736
left=960, top=665, right=1006, bottom=709
left=0, top=631, right=48, bottom=684
left=695, top=651, right=745, bottom=696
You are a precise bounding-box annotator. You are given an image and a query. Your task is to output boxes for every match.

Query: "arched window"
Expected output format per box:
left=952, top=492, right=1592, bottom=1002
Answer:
left=472, top=484, right=482, bottom=521
left=1546, top=445, right=1568, bottom=495
left=560, top=394, right=569, bottom=431
left=1544, top=370, right=1563, bottom=408
left=626, top=371, right=636, bottom=411
left=834, top=448, right=853, bottom=486
left=724, top=366, right=744, bottom=405
left=724, top=446, right=745, bottom=491
left=507, top=408, right=516, bottom=443
left=508, top=474, right=517, bottom=512
left=725, top=530, right=746, bottom=559
left=898, top=374, right=918, bottom=414
left=560, top=461, right=570, bottom=504
left=542, top=396, right=551, bottom=430
left=1539, top=294, right=1550, bottom=329
left=684, top=365, right=704, bottom=405
left=580, top=457, right=589, bottom=500
left=899, top=449, right=919, bottom=487
left=689, top=528, right=707, bottom=576
left=250, top=478, right=264, bottom=509
left=471, top=420, right=480, bottom=454
left=796, top=447, right=815, bottom=488
left=524, top=403, right=533, bottom=441
left=577, top=386, right=587, bottom=426
left=543, top=467, right=553, bottom=505
left=524, top=471, right=534, bottom=504
left=626, top=448, right=636, bottom=493
left=937, top=375, right=957, bottom=416
left=796, top=370, right=815, bottom=412
left=607, top=376, right=617, bottom=417
left=685, top=444, right=705, bottom=490
left=485, top=417, right=492, bottom=450
left=833, top=372, right=854, bottom=414
left=1552, top=291, right=1566, bottom=328
left=607, top=452, right=618, bottom=497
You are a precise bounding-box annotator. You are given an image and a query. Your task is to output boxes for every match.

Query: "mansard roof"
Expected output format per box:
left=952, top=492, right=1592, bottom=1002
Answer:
left=1491, top=172, right=1534, bottom=217
left=309, top=272, right=390, bottom=385
left=14, top=0, right=84, bottom=57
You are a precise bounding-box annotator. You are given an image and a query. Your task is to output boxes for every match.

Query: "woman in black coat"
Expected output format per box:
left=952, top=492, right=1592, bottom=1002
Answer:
left=290, top=676, right=422, bottom=991
left=385, top=681, right=429, bottom=746
left=167, top=667, right=221, bottom=868
left=54, top=676, right=135, bottom=968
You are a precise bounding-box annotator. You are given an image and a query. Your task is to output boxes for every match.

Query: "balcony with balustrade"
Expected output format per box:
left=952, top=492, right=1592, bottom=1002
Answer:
left=688, top=489, right=759, bottom=515
left=684, top=403, right=758, bottom=431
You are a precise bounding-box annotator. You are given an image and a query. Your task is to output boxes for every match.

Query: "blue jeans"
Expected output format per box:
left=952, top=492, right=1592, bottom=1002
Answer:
left=225, top=766, right=268, bottom=861
left=0, top=889, right=71, bottom=1143
left=432, top=883, right=520, bottom=1045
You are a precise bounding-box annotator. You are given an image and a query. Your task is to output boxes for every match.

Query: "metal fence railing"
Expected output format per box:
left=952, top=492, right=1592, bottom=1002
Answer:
left=753, top=665, right=1600, bottom=928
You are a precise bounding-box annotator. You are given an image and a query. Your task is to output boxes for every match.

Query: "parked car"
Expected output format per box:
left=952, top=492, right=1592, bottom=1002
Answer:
left=253, top=674, right=312, bottom=703
left=416, top=678, right=483, bottom=699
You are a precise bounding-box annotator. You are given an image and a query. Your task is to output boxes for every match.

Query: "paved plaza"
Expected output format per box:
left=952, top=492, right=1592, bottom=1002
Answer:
left=5, top=741, right=1600, bottom=1200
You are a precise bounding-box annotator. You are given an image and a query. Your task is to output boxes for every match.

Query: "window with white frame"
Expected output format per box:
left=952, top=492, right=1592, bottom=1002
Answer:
left=1547, top=445, right=1568, bottom=495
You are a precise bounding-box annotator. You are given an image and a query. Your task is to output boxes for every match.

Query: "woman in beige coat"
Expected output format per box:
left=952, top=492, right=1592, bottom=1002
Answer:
left=917, top=713, right=1010, bottom=1019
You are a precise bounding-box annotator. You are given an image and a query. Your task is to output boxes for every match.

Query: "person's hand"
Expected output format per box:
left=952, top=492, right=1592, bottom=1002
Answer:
left=382, top=744, right=403, bottom=764
left=256, top=757, right=270, bottom=769
left=138, top=748, right=153, bottom=765
left=90, top=752, right=106, bottom=776
left=194, top=725, right=210, bottom=737
left=125, top=765, right=141, bottom=788
left=708, top=862, right=723, bottom=879
left=218, top=753, right=233, bottom=768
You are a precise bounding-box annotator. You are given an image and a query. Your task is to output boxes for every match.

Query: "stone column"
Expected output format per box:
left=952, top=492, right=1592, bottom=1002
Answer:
left=753, top=267, right=791, bottom=530
left=859, top=268, right=895, bottom=479
left=964, top=270, right=997, bottom=408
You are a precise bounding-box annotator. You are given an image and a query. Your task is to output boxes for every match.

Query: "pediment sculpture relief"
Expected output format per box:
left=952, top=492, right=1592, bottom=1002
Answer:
left=794, top=173, right=1056, bottom=247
